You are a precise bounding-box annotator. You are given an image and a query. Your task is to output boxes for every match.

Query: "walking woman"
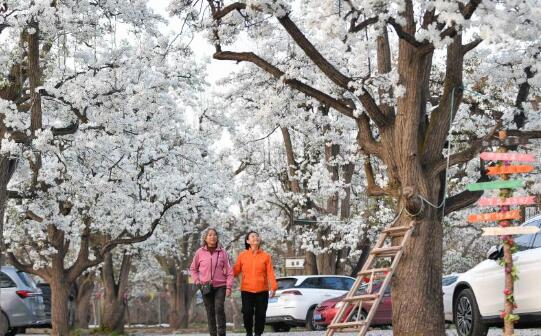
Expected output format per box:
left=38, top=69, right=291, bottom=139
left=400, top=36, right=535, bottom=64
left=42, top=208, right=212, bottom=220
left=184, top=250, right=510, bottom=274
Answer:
left=233, top=231, right=278, bottom=336
left=190, top=228, right=234, bottom=336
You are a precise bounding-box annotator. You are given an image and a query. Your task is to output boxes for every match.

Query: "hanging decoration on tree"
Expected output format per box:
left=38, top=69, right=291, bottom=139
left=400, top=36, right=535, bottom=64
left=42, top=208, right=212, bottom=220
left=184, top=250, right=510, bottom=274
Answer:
left=466, top=130, right=540, bottom=336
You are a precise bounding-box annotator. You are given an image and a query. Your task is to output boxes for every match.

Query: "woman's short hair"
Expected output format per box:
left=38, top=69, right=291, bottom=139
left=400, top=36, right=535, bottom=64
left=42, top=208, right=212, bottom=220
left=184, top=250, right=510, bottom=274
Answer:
left=202, top=227, right=219, bottom=247
left=245, top=231, right=259, bottom=250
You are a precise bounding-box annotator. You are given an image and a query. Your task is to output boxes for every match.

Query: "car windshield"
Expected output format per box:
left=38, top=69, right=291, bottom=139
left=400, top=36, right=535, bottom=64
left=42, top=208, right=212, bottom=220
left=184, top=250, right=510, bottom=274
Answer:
left=277, top=278, right=298, bottom=290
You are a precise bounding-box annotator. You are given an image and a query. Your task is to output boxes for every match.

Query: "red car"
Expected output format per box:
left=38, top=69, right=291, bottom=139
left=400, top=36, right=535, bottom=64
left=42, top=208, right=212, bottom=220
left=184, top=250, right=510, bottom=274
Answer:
left=313, top=282, right=392, bottom=327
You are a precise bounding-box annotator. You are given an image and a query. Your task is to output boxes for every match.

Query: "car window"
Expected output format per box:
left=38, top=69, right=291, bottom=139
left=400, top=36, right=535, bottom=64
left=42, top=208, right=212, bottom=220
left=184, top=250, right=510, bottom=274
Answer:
left=532, top=233, right=541, bottom=249
left=341, top=278, right=354, bottom=290
left=442, top=275, right=459, bottom=286
left=277, top=278, right=298, bottom=290
left=0, top=272, right=16, bottom=288
left=298, top=277, right=322, bottom=288
left=514, top=221, right=540, bottom=251
left=320, top=277, right=344, bottom=290
left=17, top=271, right=36, bottom=288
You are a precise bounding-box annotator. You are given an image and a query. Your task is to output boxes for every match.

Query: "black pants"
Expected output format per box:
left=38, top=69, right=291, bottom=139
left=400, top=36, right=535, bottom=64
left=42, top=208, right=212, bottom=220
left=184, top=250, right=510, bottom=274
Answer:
left=202, top=286, right=227, bottom=336
left=241, top=291, right=269, bottom=336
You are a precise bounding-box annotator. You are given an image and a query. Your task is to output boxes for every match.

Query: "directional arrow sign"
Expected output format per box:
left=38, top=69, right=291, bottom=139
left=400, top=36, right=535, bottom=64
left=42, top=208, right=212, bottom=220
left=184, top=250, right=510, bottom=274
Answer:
left=480, top=152, right=536, bottom=162
left=466, top=180, right=524, bottom=191
left=467, top=210, right=521, bottom=223
left=478, top=196, right=537, bottom=207
left=482, top=226, right=540, bottom=236
left=487, top=165, right=534, bottom=175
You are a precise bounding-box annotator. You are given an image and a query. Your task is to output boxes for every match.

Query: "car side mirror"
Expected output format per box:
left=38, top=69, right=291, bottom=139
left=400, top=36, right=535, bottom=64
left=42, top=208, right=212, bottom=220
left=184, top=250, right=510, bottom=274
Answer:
left=487, top=245, right=503, bottom=260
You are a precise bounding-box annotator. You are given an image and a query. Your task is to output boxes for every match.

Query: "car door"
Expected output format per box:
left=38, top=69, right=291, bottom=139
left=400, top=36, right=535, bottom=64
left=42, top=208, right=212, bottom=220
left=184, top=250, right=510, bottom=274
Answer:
left=514, top=218, right=541, bottom=313
left=473, top=222, right=536, bottom=316
left=319, top=277, right=348, bottom=301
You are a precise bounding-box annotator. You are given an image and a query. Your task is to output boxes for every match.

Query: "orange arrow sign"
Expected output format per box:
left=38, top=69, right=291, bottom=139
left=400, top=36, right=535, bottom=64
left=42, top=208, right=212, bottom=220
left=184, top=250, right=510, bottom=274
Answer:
left=487, top=165, right=534, bottom=175
left=467, top=210, right=521, bottom=223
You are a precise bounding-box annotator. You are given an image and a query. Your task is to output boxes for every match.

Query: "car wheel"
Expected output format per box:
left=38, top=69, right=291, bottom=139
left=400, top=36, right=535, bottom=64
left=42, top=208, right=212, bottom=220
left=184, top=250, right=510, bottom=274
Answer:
left=454, top=288, right=488, bottom=336
left=271, top=323, right=291, bottom=332
left=306, top=306, right=325, bottom=331
left=0, top=313, right=9, bottom=335
left=349, top=308, right=367, bottom=322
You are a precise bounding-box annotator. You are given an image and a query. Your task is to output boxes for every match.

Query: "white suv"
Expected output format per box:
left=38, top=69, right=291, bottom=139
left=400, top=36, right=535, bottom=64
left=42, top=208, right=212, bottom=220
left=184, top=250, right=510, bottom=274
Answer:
left=265, top=275, right=355, bottom=332
left=452, top=214, right=541, bottom=336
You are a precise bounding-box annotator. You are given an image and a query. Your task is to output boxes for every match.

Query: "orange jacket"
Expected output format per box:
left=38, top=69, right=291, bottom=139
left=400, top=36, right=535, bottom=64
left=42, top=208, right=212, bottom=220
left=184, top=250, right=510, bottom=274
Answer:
left=233, top=249, right=278, bottom=293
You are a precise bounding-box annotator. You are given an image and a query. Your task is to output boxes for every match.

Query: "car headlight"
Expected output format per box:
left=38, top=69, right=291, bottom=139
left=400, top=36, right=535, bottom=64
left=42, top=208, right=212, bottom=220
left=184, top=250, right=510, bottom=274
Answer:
left=335, top=301, right=344, bottom=308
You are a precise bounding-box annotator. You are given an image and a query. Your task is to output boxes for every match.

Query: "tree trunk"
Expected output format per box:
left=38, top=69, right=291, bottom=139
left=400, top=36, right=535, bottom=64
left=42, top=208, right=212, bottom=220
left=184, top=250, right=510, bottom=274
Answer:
left=350, top=236, right=371, bottom=277
left=303, top=250, right=318, bottom=274
left=74, top=273, right=95, bottom=329
left=177, top=272, right=194, bottom=328
left=100, top=251, right=131, bottom=333
left=0, top=156, right=16, bottom=266
left=50, top=273, right=71, bottom=336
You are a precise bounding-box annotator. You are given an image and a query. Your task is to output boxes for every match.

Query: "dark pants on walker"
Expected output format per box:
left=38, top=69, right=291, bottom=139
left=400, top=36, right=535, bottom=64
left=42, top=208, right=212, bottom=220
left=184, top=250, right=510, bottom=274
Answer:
left=241, top=291, right=269, bottom=336
left=202, top=286, right=227, bottom=336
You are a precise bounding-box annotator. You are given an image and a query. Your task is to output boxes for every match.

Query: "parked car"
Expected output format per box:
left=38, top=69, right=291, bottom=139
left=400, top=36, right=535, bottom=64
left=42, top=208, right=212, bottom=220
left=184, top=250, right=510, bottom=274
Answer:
left=313, top=280, right=392, bottom=328
left=0, top=266, right=48, bottom=335
left=265, top=275, right=355, bottom=332
left=452, top=215, right=541, bottom=336
left=314, top=274, right=460, bottom=328
left=442, top=273, right=461, bottom=322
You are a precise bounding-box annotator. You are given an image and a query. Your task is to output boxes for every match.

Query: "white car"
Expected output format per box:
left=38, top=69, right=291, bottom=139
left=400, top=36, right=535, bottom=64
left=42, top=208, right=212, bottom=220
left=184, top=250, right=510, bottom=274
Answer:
left=442, top=273, right=461, bottom=322
left=451, top=214, right=541, bottom=336
left=265, top=275, right=355, bottom=332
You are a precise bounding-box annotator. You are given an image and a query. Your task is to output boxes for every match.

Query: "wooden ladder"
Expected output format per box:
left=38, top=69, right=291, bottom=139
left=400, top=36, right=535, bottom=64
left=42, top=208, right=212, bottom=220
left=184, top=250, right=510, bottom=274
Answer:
left=325, top=221, right=416, bottom=336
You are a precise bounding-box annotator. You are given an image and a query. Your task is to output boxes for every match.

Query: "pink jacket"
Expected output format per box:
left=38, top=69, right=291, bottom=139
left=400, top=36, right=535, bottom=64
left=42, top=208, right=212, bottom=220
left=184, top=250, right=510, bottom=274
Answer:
left=190, top=245, right=234, bottom=289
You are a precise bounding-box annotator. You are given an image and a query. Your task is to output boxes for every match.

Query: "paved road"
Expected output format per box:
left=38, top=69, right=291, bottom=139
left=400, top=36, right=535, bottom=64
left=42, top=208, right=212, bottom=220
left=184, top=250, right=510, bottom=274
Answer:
left=129, top=329, right=541, bottom=336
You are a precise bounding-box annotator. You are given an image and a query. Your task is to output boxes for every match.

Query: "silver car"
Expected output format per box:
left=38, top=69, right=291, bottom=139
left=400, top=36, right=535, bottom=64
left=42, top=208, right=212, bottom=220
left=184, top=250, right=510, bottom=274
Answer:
left=0, top=266, right=48, bottom=335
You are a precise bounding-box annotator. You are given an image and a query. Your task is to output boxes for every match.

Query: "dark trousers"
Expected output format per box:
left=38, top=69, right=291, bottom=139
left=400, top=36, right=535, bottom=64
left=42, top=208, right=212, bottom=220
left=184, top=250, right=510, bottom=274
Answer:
left=241, top=291, right=269, bottom=336
left=202, top=286, right=227, bottom=336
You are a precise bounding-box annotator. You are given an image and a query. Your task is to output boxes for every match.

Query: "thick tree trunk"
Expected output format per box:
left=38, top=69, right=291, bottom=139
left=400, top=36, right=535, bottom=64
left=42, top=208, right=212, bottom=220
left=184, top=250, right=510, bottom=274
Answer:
left=50, top=273, right=71, bottom=336
left=303, top=250, right=318, bottom=274
left=177, top=273, right=193, bottom=328
left=74, top=273, right=95, bottom=329
left=0, top=156, right=16, bottom=265
left=350, top=236, right=371, bottom=277
left=100, top=252, right=131, bottom=333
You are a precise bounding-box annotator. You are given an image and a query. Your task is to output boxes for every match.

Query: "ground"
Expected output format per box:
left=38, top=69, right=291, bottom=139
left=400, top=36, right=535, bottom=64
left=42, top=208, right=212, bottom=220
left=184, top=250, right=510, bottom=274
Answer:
left=127, top=329, right=541, bottom=335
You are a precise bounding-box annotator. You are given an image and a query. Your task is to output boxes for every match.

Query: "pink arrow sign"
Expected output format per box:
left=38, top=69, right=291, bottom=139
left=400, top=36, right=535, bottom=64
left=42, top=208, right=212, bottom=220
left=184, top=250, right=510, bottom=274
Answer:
left=478, top=196, right=537, bottom=207
left=480, top=152, right=536, bottom=162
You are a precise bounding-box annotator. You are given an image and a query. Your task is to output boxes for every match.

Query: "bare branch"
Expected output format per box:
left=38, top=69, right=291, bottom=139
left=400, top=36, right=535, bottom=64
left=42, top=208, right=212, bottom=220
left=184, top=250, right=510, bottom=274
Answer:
left=429, top=122, right=500, bottom=177
left=212, top=2, right=246, bottom=20
left=443, top=175, right=489, bottom=215
left=214, top=51, right=356, bottom=118
left=462, top=38, right=483, bottom=55
left=350, top=16, right=378, bottom=33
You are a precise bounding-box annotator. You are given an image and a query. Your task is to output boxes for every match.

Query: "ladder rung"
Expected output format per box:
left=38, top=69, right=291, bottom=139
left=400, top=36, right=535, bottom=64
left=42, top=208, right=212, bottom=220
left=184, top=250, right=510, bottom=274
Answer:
left=371, top=246, right=402, bottom=256
left=342, top=293, right=379, bottom=302
left=383, top=226, right=412, bottom=237
left=328, top=321, right=368, bottom=329
left=357, top=267, right=392, bottom=276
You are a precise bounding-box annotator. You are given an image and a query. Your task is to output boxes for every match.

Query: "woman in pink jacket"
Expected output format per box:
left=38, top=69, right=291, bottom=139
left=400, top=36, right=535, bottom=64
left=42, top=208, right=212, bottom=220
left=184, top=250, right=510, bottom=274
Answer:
left=190, top=228, right=234, bottom=336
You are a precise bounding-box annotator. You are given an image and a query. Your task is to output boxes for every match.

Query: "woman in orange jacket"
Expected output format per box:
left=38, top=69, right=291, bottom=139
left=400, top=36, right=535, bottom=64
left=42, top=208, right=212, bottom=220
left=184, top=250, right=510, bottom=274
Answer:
left=233, top=231, right=278, bottom=336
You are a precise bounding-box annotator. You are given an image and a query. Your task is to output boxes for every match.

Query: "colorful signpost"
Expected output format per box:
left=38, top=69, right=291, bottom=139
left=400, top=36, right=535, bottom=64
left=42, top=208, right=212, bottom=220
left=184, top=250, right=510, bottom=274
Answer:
left=466, top=131, right=539, bottom=336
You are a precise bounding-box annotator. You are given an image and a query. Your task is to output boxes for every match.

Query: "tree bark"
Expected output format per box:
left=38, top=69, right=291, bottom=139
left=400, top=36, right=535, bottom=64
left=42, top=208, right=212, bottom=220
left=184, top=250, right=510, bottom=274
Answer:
left=100, top=251, right=131, bottom=333
left=74, top=273, right=95, bottom=329
left=50, top=272, right=71, bottom=336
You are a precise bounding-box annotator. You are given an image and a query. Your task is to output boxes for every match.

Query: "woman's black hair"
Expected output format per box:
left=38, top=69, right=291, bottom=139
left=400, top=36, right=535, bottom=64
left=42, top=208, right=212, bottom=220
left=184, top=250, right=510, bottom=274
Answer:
left=245, top=231, right=259, bottom=250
